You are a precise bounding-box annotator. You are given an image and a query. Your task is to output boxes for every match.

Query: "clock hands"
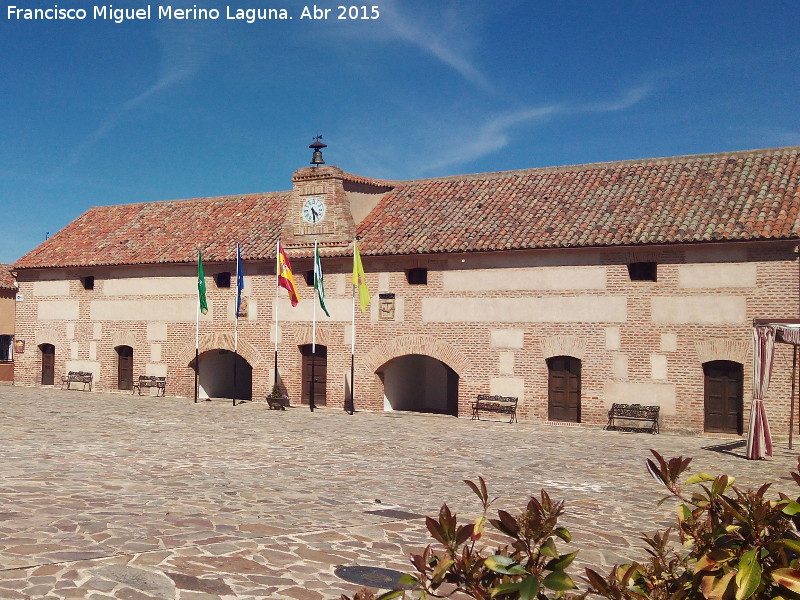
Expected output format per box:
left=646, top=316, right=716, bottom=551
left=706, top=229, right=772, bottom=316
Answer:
left=310, top=207, right=319, bottom=222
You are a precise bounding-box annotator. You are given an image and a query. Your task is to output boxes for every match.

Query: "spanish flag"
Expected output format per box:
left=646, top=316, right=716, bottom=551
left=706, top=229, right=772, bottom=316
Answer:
left=277, top=243, right=300, bottom=306
left=352, top=239, right=370, bottom=312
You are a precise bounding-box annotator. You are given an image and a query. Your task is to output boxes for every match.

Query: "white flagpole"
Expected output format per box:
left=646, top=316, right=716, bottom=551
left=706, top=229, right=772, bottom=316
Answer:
left=349, top=242, right=356, bottom=414
left=310, top=240, right=318, bottom=412
left=195, top=276, right=200, bottom=403
left=351, top=266, right=356, bottom=355
left=195, top=289, right=200, bottom=351
left=234, top=243, right=240, bottom=355
left=275, top=241, right=280, bottom=355
left=312, top=240, right=317, bottom=354
left=233, top=243, right=240, bottom=406
left=274, top=241, right=280, bottom=389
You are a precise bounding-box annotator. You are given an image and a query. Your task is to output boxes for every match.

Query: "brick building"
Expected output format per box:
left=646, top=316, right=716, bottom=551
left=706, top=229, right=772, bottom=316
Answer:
left=11, top=146, right=800, bottom=435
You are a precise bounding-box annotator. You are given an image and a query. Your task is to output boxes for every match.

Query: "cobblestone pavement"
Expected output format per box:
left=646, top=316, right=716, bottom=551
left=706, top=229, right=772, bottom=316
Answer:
left=1, top=385, right=798, bottom=600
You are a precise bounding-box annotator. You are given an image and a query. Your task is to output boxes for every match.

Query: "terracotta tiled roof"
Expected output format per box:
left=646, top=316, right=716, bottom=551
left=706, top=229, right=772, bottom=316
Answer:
left=357, top=146, right=800, bottom=255
left=15, top=192, right=290, bottom=268
left=14, top=146, right=800, bottom=269
left=0, top=264, right=15, bottom=289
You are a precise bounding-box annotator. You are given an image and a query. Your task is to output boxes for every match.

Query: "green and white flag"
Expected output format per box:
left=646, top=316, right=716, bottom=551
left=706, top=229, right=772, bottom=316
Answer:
left=197, top=249, right=208, bottom=315
left=314, top=241, right=330, bottom=317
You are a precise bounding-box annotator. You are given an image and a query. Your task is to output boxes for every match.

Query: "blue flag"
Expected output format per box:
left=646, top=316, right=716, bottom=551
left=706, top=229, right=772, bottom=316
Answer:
left=235, top=243, right=244, bottom=317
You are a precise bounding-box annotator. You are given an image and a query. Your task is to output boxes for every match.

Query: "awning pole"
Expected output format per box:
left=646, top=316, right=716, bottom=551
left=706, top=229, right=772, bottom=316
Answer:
left=789, top=345, right=797, bottom=450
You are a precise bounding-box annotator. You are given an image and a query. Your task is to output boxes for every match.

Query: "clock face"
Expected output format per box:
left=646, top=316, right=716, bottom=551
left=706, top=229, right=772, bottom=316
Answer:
left=302, top=197, right=326, bottom=224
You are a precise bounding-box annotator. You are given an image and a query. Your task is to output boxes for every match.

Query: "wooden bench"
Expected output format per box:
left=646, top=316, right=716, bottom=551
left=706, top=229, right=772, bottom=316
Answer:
left=61, top=371, right=93, bottom=391
left=604, top=403, right=660, bottom=434
left=471, top=395, right=518, bottom=423
left=132, top=375, right=167, bottom=396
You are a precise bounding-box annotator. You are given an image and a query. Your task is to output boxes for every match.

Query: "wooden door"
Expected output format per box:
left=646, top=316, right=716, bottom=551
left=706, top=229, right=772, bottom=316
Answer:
left=547, top=356, right=581, bottom=422
left=300, top=345, right=327, bottom=406
left=40, top=344, right=55, bottom=385
left=704, top=361, right=743, bottom=434
left=117, top=346, right=133, bottom=391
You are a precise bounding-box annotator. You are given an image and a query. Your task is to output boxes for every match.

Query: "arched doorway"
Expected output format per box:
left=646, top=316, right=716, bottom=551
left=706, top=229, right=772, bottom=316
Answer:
left=40, top=343, right=55, bottom=385
left=300, top=344, right=327, bottom=406
left=547, top=355, right=581, bottom=423
left=379, top=354, right=459, bottom=416
left=703, top=360, right=743, bottom=434
left=194, top=349, right=253, bottom=401
left=116, top=345, right=133, bottom=391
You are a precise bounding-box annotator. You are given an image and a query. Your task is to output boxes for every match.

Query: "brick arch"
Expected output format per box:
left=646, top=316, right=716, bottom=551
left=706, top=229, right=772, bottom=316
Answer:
left=35, top=328, right=60, bottom=346
left=695, top=339, right=749, bottom=365
left=540, top=335, right=587, bottom=360
left=362, top=334, right=472, bottom=375
left=178, top=333, right=262, bottom=367
left=111, top=330, right=137, bottom=349
left=292, top=325, right=333, bottom=347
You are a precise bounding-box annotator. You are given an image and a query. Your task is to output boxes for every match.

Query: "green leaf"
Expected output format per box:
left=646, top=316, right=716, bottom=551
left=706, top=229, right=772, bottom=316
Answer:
left=543, top=570, right=575, bottom=591
left=782, top=500, right=800, bottom=516
left=771, top=568, right=800, bottom=593
left=554, top=526, right=572, bottom=542
left=677, top=504, right=692, bottom=523
left=430, top=557, right=454, bottom=585
left=517, top=575, right=541, bottom=600
left=485, top=555, right=527, bottom=575
left=776, top=539, right=800, bottom=554
left=490, top=582, right=521, bottom=598
left=735, top=548, right=762, bottom=600
left=396, top=573, right=419, bottom=587
left=540, top=537, right=558, bottom=558
left=376, top=590, right=406, bottom=600
left=547, top=551, right=579, bottom=571
left=711, top=475, right=730, bottom=497
left=685, top=473, right=715, bottom=485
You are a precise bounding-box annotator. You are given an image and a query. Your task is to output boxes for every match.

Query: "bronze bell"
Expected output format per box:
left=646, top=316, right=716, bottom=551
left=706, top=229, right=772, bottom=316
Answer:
left=309, top=136, right=327, bottom=165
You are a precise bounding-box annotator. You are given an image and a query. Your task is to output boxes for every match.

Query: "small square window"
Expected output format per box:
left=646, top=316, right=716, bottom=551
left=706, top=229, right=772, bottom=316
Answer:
left=406, top=268, right=428, bottom=285
left=215, top=272, right=231, bottom=288
left=304, top=270, right=314, bottom=286
left=628, top=262, right=657, bottom=282
left=81, top=276, right=95, bottom=290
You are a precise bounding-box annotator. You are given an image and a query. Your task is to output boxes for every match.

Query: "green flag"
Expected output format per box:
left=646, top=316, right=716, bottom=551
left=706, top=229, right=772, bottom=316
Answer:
left=314, top=241, right=330, bottom=317
left=197, top=249, right=208, bottom=315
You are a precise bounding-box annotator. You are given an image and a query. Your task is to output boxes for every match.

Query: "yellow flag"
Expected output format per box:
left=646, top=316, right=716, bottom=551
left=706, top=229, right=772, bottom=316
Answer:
left=352, top=240, right=370, bottom=312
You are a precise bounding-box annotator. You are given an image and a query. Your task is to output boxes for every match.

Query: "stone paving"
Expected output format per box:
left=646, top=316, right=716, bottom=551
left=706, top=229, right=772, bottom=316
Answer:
left=1, top=385, right=799, bottom=600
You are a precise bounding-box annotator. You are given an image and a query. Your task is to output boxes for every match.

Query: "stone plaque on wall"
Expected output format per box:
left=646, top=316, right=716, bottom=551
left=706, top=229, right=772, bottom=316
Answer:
left=379, top=293, right=395, bottom=321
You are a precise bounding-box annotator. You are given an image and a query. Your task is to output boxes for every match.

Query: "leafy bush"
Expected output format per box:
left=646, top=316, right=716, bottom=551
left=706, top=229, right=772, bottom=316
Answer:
left=341, top=451, right=800, bottom=600
left=586, top=451, right=800, bottom=600
left=342, top=475, right=584, bottom=600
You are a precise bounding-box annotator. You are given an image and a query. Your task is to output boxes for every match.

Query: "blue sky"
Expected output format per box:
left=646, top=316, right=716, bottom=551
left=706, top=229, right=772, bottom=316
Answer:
left=1, top=0, right=799, bottom=264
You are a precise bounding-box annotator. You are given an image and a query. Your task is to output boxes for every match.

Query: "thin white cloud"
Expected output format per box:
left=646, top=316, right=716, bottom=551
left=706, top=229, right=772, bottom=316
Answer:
left=580, top=84, right=653, bottom=112
left=379, top=0, right=492, bottom=92
left=419, top=83, right=654, bottom=172
left=425, top=105, right=561, bottom=171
